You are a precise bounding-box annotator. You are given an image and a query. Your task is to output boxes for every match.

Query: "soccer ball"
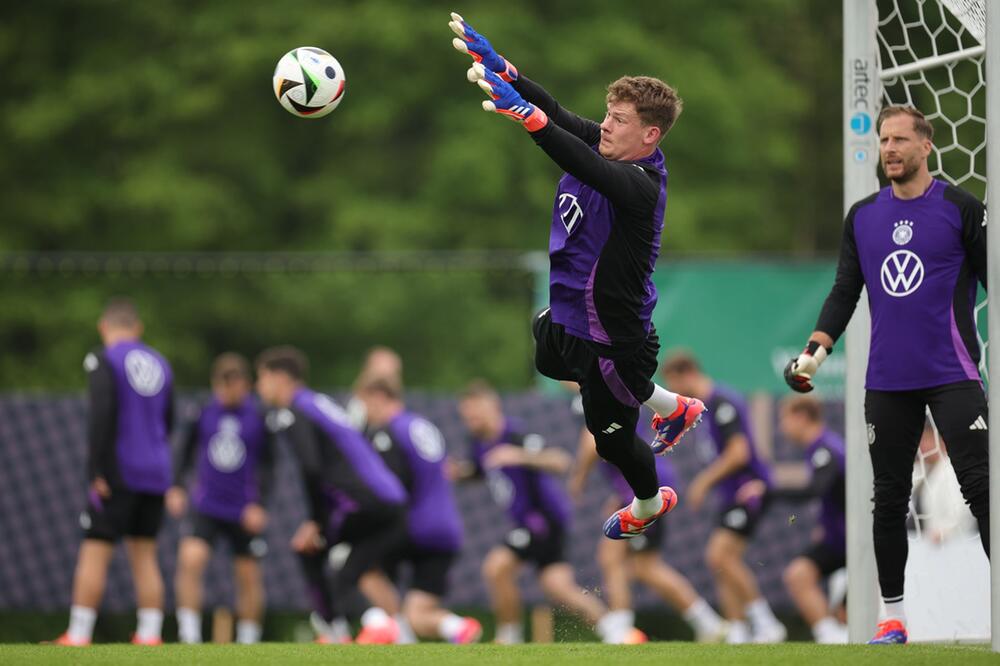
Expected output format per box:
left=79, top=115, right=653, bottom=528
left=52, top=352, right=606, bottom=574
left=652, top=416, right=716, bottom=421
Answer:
left=272, top=47, right=346, bottom=119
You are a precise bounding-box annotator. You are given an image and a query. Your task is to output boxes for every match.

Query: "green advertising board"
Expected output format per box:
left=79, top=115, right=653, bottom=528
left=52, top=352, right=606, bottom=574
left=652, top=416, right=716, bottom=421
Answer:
left=648, top=260, right=842, bottom=395
left=536, top=259, right=987, bottom=396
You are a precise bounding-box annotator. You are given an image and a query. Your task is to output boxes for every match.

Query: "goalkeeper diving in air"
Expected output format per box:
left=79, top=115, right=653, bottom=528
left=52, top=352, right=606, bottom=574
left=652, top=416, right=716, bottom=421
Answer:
left=450, top=13, right=703, bottom=540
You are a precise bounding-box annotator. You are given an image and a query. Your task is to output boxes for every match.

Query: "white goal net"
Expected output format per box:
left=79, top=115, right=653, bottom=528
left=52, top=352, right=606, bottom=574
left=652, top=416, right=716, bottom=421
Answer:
left=873, top=0, right=990, bottom=642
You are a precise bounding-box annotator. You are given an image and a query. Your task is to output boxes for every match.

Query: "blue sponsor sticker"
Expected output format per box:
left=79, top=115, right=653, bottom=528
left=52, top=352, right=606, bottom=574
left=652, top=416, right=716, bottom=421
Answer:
left=850, top=112, right=872, bottom=135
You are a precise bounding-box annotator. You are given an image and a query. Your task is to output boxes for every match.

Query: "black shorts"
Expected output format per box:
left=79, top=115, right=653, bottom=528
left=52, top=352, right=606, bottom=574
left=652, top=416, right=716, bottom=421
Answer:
left=532, top=308, right=659, bottom=431
left=385, top=544, right=456, bottom=598
left=801, top=541, right=846, bottom=577
left=81, top=488, right=164, bottom=542
left=185, top=510, right=267, bottom=559
left=503, top=525, right=566, bottom=569
left=716, top=496, right=770, bottom=539
left=329, top=504, right=409, bottom=586
left=627, top=516, right=666, bottom=554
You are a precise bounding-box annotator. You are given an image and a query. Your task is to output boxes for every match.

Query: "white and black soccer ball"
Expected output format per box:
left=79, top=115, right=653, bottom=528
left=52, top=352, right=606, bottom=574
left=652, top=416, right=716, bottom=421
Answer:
left=272, top=47, right=346, bottom=119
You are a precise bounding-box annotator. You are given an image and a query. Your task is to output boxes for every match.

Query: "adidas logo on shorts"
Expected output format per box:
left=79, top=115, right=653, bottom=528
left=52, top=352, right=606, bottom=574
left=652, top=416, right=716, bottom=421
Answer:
left=969, top=415, right=988, bottom=431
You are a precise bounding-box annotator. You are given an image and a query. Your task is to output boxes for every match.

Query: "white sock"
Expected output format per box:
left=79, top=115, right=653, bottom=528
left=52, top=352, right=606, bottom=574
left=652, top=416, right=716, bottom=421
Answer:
left=67, top=605, right=97, bottom=643
left=596, top=609, right=635, bottom=643
left=884, top=599, right=906, bottom=623
left=395, top=614, right=417, bottom=644
left=438, top=613, right=466, bottom=642
left=644, top=383, right=680, bottom=416
left=236, top=619, right=262, bottom=644
left=630, top=493, right=663, bottom=519
left=812, top=616, right=845, bottom=643
left=135, top=608, right=163, bottom=642
left=746, top=598, right=779, bottom=628
left=361, top=606, right=392, bottom=628
left=683, top=597, right=723, bottom=637
left=495, top=622, right=524, bottom=644
left=176, top=607, right=202, bottom=644
left=329, top=617, right=351, bottom=641
left=726, top=620, right=750, bottom=644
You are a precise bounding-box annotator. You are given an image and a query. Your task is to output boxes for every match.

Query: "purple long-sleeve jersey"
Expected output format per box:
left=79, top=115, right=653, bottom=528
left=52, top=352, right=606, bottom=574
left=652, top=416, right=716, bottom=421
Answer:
left=85, top=340, right=174, bottom=494
left=470, top=420, right=572, bottom=535
left=698, top=384, right=771, bottom=507
left=807, top=429, right=846, bottom=551
left=186, top=396, right=271, bottom=523
left=816, top=180, right=988, bottom=390
left=513, top=76, right=667, bottom=350
left=369, top=410, right=463, bottom=553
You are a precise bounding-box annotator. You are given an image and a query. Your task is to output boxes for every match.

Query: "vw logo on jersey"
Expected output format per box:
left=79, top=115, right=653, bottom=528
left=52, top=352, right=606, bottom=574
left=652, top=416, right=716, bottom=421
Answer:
left=124, top=349, right=165, bottom=396
left=880, top=250, right=924, bottom=297
left=557, top=193, right=583, bottom=235
left=892, top=220, right=914, bottom=246
left=410, top=419, right=445, bottom=462
left=208, top=429, right=246, bottom=472
left=486, top=469, right=514, bottom=508
left=372, top=431, right=393, bottom=452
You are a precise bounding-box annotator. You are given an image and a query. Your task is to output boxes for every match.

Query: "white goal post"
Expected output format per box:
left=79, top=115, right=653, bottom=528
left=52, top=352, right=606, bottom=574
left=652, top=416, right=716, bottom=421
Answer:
left=987, top=2, right=1000, bottom=653
left=843, top=0, right=998, bottom=646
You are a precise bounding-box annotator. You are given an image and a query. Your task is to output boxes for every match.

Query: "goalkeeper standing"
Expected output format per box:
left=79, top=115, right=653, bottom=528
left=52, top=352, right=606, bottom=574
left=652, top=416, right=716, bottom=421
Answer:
left=449, top=13, right=703, bottom=540
left=784, top=106, right=989, bottom=644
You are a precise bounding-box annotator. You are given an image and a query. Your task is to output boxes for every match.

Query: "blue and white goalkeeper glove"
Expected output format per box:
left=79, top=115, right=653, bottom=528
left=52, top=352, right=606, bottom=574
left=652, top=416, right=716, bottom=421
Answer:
left=470, top=63, right=548, bottom=131
left=449, top=12, right=519, bottom=82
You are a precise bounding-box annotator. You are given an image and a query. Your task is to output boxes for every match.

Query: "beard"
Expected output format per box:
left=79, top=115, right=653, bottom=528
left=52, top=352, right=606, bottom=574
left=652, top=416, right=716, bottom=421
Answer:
left=883, top=155, right=922, bottom=183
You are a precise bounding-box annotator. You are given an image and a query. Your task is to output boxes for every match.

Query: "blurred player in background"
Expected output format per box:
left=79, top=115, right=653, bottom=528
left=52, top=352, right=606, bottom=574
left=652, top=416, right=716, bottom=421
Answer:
left=569, top=415, right=728, bottom=642
left=784, top=105, right=989, bottom=644
left=911, top=422, right=977, bottom=543
left=455, top=380, right=633, bottom=644
left=450, top=13, right=700, bottom=542
left=255, top=346, right=407, bottom=645
left=661, top=352, right=785, bottom=644
left=740, top=396, right=847, bottom=644
left=167, top=353, right=275, bottom=644
left=52, top=299, right=174, bottom=646
left=356, top=376, right=482, bottom=644
left=346, top=345, right=403, bottom=429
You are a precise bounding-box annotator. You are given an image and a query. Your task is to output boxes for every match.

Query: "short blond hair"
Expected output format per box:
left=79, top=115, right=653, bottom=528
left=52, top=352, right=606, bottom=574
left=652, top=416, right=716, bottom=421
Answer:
left=607, top=76, right=683, bottom=137
left=877, top=105, right=934, bottom=140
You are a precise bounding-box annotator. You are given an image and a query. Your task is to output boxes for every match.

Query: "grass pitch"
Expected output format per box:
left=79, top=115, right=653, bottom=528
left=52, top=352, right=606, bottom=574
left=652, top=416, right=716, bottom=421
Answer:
left=3, top=642, right=999, bottom=666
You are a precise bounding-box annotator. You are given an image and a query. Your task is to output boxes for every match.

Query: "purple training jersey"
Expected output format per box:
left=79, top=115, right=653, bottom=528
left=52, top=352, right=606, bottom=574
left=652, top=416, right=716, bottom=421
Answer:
left=470, top=420, right=572, bottom=535
left=191, top=396, right=270, bottom=523
left=699, top=384, right=771, bottom=506
left=548, top=145, right=667, bottom=348
left=806, top=429, right=846, bottom=551
left=103, top=340, right=174, bottom=494
left=372, top=411, right=463, bottom=552
left=292, top=388, right=406, bottom=505
left=825, top=180, right=987, bottom=390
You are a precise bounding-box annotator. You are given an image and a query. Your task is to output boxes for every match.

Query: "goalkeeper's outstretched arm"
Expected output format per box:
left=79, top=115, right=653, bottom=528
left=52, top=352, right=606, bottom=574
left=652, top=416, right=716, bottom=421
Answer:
left=449, top=12, right=599, bottom=143
left=470, top=64, right=658, bottom=213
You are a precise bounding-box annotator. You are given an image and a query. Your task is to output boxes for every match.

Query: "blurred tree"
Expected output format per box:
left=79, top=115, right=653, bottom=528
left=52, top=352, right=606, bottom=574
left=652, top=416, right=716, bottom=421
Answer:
left=0, top=0, right=842, bottom=390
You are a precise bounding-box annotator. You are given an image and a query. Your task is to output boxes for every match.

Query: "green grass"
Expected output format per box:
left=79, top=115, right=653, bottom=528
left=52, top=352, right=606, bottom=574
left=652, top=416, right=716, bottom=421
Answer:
left=2, top=643, right=999, bottom=666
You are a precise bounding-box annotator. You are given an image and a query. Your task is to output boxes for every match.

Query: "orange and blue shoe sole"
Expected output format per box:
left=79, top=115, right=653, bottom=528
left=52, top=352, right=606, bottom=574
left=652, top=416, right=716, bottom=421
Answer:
left=603, top=486, right=677, bottom=540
